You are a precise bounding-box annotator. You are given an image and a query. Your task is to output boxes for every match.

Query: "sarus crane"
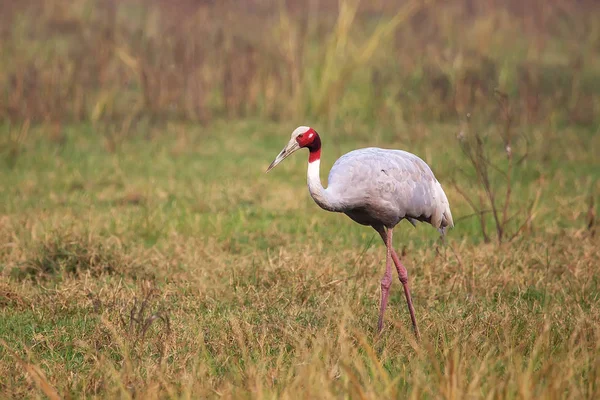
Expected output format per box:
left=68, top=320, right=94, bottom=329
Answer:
left=266, top=126, right=453, bottom=338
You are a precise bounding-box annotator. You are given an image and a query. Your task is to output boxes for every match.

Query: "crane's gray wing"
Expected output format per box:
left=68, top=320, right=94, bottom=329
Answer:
left=326, top=148, right=453, bottom=230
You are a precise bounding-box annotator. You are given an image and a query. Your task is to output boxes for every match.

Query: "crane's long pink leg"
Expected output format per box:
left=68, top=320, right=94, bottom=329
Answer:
left=376, top=227, right=420, bottom=339
left=377, top=228, right=393, bottom=333
left=390, top=249, right=420, bottom=340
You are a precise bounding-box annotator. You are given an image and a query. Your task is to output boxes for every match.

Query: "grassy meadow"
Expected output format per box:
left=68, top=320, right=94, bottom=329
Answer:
left=1, top=0, right=600, bottom=398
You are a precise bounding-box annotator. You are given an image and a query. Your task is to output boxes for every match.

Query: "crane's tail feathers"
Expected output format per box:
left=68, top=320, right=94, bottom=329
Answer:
left=435, top=181, right=454, bottom=235
left=443, top=208, right=454, bottom=229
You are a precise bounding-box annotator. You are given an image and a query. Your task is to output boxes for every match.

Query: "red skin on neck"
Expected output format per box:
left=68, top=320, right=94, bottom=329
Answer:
left=309, top=148, right=321, bottom=163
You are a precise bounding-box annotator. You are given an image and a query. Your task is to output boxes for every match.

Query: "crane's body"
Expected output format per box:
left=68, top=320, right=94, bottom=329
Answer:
left=267, top=126, right=454, bottom=338
left=312, top=147, right=453, bottom=231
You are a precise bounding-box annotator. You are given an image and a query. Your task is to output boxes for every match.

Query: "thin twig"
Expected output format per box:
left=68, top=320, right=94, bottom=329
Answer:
left=452, top=181, right=490, bottom=243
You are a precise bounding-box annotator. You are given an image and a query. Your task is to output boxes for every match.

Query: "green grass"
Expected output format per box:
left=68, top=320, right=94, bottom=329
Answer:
left=0, top=119, right=599, bottom=398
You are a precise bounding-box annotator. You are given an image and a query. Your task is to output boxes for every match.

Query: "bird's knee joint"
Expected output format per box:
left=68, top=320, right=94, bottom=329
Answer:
left=398, top=274, right=408, bottom=285
left=380, top=277, right=392, bottom=290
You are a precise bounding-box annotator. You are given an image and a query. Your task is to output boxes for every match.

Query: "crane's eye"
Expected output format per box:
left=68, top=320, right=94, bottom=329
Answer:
left=298, top=134, right=304, bottom=139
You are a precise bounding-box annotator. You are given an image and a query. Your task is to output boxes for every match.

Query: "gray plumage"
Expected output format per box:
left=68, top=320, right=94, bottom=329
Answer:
left=324, top=147, right=454, bottom=233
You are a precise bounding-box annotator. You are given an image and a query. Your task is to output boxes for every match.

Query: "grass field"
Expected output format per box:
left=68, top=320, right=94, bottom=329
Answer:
left=1, top=0, right=600, bottom=398
left=1, top=120, right=599, bottom=398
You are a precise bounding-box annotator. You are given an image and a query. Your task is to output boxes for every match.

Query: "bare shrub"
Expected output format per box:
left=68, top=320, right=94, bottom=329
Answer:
left=454, top=91, right=541, bottom=244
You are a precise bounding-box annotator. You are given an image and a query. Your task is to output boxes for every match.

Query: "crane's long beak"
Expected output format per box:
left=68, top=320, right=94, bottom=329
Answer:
left=266, top=140, right=300, bottom=172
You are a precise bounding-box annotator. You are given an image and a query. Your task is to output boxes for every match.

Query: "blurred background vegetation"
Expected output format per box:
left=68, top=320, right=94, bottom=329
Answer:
left=1, top=0, right=599, bottom=133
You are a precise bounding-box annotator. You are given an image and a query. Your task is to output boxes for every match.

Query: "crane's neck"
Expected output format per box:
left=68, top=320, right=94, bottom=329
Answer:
left=306, top=140, right=340, bottom=212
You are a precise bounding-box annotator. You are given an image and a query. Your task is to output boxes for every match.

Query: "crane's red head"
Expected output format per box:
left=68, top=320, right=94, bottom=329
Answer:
left=294, top=127, right=321, bottom=151
left=266, top=126, right=321, bottom=172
